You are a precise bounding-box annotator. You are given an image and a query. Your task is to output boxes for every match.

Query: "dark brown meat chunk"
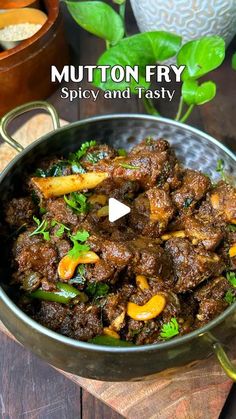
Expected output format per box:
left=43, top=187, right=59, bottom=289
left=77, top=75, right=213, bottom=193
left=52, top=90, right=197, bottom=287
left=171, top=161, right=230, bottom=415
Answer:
left=34, top=301, right=69, bottom=331
left=111, top=139, right=179, bottom=190
left=185, top=214, right=224, bottom=250
left=172, top=169, right=211, bottom=211
left=165, top=238, right=225, bottom=292
left=14, top=231, right=58, bottom=281
left=5, top=197, right=36, bottom=228
left=129, top=187, right=175, bottom=237
left=45, top=197, right=78, bottom=227
left=35, top=301, right=102, bottom=341
left=70, top=304, right=103, bottom=341
left=129, top=237, right=173, bottom=279
left=194, top=276, right=229, bottom=302
left=209, top=182, right=236, bottom=224
left=195, top=299, right=227, bottom=324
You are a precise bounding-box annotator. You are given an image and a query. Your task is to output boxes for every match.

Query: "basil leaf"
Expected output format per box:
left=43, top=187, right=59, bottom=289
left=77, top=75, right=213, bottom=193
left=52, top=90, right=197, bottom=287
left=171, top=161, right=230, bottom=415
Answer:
left=177, top=36, right=225, bottom=81
left=232, top=52, right=236, bottom=71
left=66, top=1, right=124, bottom=45
left=93, top=31, right=182, bottom=92
left=182, top=80, right=216, bottom=105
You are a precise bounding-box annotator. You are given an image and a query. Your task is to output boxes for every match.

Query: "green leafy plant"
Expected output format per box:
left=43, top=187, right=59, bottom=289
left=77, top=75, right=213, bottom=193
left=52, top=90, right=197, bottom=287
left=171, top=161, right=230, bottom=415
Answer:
left=160, top=317, right=179, bottom=340
left=65, top=0, right=226, bottom=123
left=226, top=271, right=236, bottom=288
left=225, top=290, right=236, bottom=305
left=30, top=217, right=50, bottom=241
left=68, top=230, right=90, bottom=259
left=64, top=192, right=90, bottom=214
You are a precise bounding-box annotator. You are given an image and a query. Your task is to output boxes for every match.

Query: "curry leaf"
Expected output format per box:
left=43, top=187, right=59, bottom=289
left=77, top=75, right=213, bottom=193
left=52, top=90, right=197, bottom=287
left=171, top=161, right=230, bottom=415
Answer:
left=182, top=80, right=216, bottom=105
left=177, top=36, right=225, bottom=81
left=93, top=31, right=182, bottom=92
left=66, top=1, right=124, bottom=45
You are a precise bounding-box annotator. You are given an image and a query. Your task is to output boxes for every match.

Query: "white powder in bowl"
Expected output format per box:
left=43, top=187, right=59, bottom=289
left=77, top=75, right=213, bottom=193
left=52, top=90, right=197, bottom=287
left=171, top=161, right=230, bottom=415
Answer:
left=0, top=23, right=42, bottom=41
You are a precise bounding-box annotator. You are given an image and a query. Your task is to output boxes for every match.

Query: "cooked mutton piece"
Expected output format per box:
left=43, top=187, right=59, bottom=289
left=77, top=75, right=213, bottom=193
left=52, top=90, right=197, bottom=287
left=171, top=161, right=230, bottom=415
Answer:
left=165, top=238, right=225, bottom=293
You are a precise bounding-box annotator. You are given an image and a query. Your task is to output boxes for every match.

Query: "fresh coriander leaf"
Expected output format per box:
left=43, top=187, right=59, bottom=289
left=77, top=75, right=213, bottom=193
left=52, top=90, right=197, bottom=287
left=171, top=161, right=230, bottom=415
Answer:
left=226, top=272, right=236, bottom=288
left=232, top=52, right=236, bottom=71
left=68, top=141, right=97, bottom=173
left=177, top=36, right=225, bottom=81
left=51, top=220, right=70, bottom=238
left=33, top=216, right=40, bottom=226
left=119, top=163, right=140, bottom=170
left=68, top=230, right=90, bottom=259
left=118, top=148, right=127, bottom=157
left=93, top=32, right=181, bottom=92
left=64, top=192, right=90, bottom=214
left=225, top=290, right=236, bottom=305
left=160, top=318, right=179, bottom=340
left=30, top=217, right=50, bottom=241
left=72, top=230, right=90, bottom=243
left=227, top=224, right=236, bottom=232
left=183, top=197, right=193, bottom=208
left=66, top=1, right=124, bottom=45
left=86, top=282, right=109, bottom=298
left=68, top=242, right=90, bottom=259
left=216, top=159, right=227, bottom=181
left=182, top=80, right=216, bottom=106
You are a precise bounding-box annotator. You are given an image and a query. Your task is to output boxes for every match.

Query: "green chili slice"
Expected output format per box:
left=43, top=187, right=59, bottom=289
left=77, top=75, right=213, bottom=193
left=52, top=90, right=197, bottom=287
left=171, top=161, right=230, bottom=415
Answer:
left=30, top=282, right=88, bottom=304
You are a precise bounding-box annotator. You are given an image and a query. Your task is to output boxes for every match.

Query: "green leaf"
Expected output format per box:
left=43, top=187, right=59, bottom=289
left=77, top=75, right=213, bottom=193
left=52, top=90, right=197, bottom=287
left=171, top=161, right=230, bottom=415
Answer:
left=51, top=220, right=70, bottom=238
left=93, top=31, right=182, bottom=92
left=177, top=36, right=225, bottom=80
left=226, top=272, right=236, bottom=288
left=225, top=290, right=236, bottom=305
left=86, top=282, right=109, bottom=298
left=30, top=217, right=50, bottom=241
left=227, top=224, right=236, bottom=233
left=72, top=230, right=90, bottom=243
left=64, top=192, right=90, bottom=214
left=119, top=163, right=140, bottom=170
left=232, top=52, right=236, bottom=70
left=89, top=335, right=134, bottom=346
left=160, top=318, right=179, bottom=340
left=182, top=80, right=216, bottom=105
left=66, top=1, right=124, bottom=45
left=118, top=148, right=127, bottom=157
left=68, top=230, right=90, bottom=259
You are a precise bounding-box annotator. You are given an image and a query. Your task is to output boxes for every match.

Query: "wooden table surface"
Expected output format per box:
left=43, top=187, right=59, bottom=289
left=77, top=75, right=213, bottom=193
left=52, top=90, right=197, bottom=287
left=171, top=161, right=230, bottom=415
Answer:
left=0, top=2, right=236, bottom=418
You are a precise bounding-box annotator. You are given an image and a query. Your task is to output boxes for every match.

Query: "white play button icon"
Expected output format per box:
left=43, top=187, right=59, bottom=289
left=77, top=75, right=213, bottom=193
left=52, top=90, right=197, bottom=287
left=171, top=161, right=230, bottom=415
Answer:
left=108, top=198, right=131, bottom=222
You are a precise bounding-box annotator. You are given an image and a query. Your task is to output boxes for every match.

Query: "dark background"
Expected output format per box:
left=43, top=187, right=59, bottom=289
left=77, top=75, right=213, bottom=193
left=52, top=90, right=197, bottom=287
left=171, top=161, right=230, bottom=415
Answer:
left=0, top=1, right=236, bottom=418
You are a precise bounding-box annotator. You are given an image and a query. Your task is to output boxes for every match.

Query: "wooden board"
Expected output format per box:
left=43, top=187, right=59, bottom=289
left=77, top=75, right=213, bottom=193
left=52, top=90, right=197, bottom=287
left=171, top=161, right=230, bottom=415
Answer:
left=0, top=114, right=234, bottom=419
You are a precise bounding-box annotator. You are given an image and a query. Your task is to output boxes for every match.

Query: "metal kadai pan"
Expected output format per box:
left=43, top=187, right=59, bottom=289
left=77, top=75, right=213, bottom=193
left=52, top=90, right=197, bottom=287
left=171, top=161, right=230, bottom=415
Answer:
left=0, top=101, right=236, bottom=381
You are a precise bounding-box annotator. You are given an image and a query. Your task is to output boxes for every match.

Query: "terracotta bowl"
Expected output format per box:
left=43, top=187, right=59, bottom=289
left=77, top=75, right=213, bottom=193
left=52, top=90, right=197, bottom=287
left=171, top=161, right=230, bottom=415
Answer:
left=0, top=0, right=69, bottom=116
